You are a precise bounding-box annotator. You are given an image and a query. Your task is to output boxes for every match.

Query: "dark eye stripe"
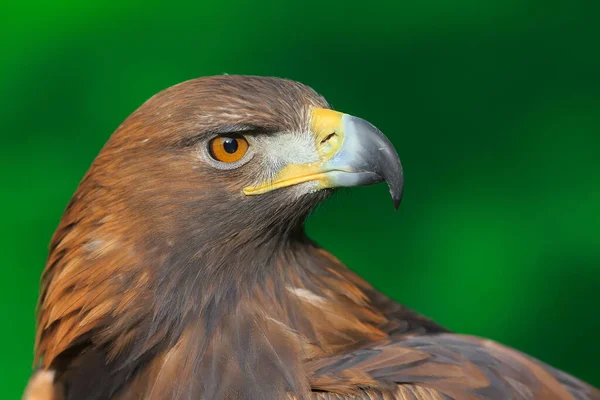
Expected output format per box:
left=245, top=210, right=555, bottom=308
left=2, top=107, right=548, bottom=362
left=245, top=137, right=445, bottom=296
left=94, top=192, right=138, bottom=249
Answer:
left=178, top=123, right=283, bottom=148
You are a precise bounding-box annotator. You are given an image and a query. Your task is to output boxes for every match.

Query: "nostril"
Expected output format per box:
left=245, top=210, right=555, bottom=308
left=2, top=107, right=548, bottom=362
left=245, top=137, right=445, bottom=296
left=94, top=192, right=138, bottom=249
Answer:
left=321, top=132, right=337, bottom=145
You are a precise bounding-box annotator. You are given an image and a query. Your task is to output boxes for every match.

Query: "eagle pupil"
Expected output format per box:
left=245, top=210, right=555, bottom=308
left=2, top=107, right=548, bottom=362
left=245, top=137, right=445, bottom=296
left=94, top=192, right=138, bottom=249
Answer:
left=223, top=138, right=238, bottom=153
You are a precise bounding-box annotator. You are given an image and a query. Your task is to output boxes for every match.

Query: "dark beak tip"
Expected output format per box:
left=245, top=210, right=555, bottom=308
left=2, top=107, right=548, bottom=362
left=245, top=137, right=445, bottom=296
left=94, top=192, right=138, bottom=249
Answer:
left=391, top=186, right=403, bottom=210
left=387, top=168, right=403, bottom=211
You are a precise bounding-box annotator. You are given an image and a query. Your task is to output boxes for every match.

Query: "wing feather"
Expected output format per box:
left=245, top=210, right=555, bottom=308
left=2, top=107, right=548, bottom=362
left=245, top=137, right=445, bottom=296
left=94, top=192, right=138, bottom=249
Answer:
left=307, top=334, right=600, bottom=399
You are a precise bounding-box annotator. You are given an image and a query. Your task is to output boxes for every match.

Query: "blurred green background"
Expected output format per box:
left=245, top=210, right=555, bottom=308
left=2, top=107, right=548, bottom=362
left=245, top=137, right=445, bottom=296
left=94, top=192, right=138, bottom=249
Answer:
left=2, top=0, right=599, bottom=396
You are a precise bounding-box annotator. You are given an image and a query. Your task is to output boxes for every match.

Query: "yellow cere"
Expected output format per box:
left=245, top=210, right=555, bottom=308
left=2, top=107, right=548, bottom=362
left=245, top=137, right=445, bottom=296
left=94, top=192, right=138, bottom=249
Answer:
left=242, top=108, right=346, bottom=196
left=310, top=108, right=345, bottom=159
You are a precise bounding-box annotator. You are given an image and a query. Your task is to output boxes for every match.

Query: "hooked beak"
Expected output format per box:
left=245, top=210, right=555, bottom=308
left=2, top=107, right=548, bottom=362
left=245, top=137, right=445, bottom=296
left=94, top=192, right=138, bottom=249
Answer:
left=243, top=108, right=404, bottom=209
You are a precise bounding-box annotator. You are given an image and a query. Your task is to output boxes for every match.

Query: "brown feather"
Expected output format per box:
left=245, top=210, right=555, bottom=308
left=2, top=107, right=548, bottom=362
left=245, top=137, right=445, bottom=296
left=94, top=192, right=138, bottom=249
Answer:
left=26, top=75, right=598, bottom=399
left=307, top=334, right=600, bottom=399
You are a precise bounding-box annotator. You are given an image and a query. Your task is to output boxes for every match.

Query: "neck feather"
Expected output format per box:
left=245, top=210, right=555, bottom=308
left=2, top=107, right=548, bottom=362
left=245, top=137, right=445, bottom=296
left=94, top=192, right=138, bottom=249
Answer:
left=38, top=219, right=390, bottom=399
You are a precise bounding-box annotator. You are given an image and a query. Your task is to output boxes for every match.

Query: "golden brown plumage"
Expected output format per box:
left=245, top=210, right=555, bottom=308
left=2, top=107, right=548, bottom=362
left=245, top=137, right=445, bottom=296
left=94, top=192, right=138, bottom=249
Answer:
left=25, top=76, right=599, bottom=399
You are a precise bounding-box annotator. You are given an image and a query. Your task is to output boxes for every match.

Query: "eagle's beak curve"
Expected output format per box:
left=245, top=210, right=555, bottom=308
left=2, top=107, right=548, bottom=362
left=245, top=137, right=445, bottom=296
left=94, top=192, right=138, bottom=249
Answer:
left=243, top=108, right=404, bottom=210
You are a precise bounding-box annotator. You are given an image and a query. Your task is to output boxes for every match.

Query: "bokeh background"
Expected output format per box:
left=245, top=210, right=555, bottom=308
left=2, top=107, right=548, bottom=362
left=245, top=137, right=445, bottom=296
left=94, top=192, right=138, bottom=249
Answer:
left=2, top=0, right=600, bottom=396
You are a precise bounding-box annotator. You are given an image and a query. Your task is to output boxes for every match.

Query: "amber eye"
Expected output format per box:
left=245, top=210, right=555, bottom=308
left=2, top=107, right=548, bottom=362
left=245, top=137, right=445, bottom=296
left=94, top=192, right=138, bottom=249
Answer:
left=208, top=135, right=249, bottom=163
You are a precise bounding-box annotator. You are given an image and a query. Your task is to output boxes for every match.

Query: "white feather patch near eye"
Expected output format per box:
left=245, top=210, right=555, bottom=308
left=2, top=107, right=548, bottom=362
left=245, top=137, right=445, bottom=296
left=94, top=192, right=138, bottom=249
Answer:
left=286, top=287, right=327, bottom=306
left=265, top=131, right=318, bottom=165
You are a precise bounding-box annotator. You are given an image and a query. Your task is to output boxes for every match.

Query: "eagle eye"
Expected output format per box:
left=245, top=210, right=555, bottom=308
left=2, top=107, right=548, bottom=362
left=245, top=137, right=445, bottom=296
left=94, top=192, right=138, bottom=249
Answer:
left=208, top=135, right=249, bottom=163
